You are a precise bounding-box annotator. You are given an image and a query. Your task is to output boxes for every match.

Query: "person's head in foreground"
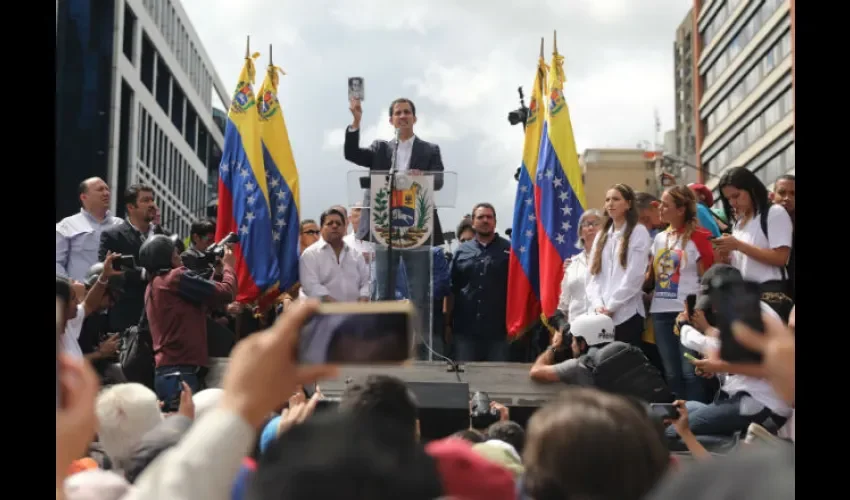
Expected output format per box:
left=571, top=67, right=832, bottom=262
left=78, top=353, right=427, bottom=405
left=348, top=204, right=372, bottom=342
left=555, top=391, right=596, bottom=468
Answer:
left=247, top=411, right=441, bottom=500
left=339, top=374, right=419, bottom=440
left=522, top=386, right=670, bottom=500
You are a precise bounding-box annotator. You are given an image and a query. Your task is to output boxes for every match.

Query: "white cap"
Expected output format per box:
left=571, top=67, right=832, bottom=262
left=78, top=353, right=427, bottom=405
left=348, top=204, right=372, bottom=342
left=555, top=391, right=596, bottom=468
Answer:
left=569, top=313, right=615, bottom=347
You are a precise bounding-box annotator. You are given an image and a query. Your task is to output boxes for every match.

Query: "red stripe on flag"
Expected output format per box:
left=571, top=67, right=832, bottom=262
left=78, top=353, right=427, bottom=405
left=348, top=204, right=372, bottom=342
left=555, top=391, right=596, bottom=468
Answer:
left=216, top=180, right=261, bottom=304
left=506, top=252, right=541, bottom=338
left=537, top=228, right=566, bottom=318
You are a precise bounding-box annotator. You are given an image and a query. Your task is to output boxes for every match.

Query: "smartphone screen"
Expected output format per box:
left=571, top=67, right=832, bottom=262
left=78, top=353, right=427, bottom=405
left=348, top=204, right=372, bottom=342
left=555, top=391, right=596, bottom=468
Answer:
left=113, top=255, right=136, bottom=271
left=711, top=280, right=764, bottom=364
left=298, top=301, right=413, bottom=364
left=650, top=403, right=679, bottom=420
left=685, top=294, right=697, bottom=317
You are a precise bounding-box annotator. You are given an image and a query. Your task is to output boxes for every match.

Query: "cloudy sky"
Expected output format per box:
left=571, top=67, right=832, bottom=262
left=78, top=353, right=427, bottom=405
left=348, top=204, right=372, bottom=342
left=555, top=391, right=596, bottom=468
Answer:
left=182, top=0, right=691, bottom=233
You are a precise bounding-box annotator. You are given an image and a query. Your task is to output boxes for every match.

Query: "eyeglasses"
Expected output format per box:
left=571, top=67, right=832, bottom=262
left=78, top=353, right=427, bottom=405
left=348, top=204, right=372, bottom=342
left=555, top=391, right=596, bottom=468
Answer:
left=302, top=230, right=320, bottom=235
left=581, top=221, right=601, bottom=228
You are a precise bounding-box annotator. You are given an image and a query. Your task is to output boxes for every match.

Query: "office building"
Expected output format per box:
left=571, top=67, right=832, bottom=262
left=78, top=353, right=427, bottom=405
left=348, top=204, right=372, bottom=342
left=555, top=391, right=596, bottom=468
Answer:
left=56, top=0, right=229, bottom=239
left=580, top=149, right=661, bottom=211
left=692, top=0, right=794, bottom=203
left=673, top=8, right=698, bottom=184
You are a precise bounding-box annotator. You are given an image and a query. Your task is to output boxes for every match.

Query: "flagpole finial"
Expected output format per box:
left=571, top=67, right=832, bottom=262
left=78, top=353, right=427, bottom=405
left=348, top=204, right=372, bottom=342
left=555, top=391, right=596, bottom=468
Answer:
left=269, top=44, right=273, bottom=66
left=540, top=37, right=545, bottom=59
left=245, top=36, right=250, bottom=58
left=553, top=30, right=558, bottom=54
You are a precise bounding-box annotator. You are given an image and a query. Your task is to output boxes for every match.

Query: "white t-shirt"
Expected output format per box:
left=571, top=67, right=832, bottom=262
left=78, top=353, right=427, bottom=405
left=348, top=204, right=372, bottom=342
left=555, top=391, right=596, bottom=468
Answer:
left=61, top=303, right=85, bottom=359
left=730, top=204, right=793, bottom=283
left=649, top=231, right=702, bottom=314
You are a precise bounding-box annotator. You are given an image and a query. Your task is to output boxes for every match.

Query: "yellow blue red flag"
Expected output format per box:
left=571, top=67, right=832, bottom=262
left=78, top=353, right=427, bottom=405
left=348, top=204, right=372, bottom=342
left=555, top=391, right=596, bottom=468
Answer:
left=534, top=36, right=588, bottom=318
left=256, top=55, right=301, bottom=305
left=506, top=43, right=548, bottom=339
left=215, top=46, right=280, bottom=303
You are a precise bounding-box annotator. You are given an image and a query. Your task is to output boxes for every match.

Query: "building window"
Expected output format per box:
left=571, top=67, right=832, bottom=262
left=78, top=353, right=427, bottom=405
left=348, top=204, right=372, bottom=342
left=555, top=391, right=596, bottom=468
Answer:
left=123, top=4, right=136, bottom=62
left=140, top=33, right=155, bottom=92
left=156, top=57, right=171, bottom=113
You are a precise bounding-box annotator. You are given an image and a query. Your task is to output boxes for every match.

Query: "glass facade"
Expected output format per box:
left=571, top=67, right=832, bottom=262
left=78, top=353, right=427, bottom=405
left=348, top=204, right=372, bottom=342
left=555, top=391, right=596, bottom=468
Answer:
left=55, top=0, right=116, bottom=222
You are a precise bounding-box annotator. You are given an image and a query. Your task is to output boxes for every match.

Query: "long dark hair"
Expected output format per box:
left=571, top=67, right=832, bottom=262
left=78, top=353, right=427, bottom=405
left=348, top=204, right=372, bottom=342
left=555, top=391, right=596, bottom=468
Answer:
left=718, top=166, right=771, bottom=225
left=591, top=184, right=639, bottom=275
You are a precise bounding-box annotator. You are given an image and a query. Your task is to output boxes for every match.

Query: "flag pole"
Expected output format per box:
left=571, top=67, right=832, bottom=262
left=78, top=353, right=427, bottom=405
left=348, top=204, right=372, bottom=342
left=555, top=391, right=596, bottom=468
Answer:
left=540, top=37, right=545, bottom=60
left=245, top=35, right=250, bottom=58
left=269, top=44, right=273, bottom=67
left=553, top=30, right=558, bottom=55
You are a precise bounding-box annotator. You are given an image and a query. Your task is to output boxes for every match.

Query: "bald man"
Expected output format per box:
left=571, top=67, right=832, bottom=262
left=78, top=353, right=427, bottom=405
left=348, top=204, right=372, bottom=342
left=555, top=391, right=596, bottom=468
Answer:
left=56, top=177, right=123, bottom=281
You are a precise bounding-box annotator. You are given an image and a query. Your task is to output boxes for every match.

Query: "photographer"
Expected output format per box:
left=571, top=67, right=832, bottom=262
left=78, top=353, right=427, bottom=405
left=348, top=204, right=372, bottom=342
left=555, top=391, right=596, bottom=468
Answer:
left=180, top=219, right=239, bottom=355
left=666, top=264, right=792, bottom=447
left=181, top=219, right=218, bottom=278
left=139, top=234, right=236, bottom=412
left=529, top=313, right=673, bottom=405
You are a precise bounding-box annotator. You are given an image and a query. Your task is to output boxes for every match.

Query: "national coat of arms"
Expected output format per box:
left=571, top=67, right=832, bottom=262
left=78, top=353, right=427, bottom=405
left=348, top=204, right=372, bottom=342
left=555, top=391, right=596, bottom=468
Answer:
left=369, top=173, right=434, bottom=249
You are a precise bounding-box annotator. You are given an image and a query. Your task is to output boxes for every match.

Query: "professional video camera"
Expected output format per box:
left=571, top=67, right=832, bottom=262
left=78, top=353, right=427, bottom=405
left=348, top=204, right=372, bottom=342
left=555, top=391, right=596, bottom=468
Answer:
left=507, top=86, right=529, bottom=129
left=194, top=232, right=239, bottom=276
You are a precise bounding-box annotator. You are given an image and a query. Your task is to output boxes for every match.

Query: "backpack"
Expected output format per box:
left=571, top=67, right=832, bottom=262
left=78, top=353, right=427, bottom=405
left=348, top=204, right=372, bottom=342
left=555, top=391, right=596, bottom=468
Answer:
left=119, top=288, right=156, bottom=389
left=587, top=342, right=674, bottom=404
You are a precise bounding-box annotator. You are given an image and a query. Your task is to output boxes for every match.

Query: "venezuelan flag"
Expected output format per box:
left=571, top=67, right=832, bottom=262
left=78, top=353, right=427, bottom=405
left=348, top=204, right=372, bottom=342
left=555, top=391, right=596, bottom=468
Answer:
left=256, top=52, right=301, bottom=306
left=506, top=41, right=548, bottom=339
left=534, top=33, right=588, bottom=318
left=215, top=43, right=280, bottom=303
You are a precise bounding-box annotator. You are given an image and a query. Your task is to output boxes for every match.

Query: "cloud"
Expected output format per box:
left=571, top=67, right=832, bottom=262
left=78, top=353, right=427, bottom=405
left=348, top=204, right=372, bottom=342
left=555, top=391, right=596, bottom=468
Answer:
left=181, top=0, right=691, bottom=233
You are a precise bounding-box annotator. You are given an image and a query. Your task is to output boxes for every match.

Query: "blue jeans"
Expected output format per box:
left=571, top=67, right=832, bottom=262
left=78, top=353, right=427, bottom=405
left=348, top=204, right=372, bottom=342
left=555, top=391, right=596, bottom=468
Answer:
left=454, top=336, right=509, bottom=362
left=374, top=248, right=432, bottom=334
left=664, top=393, right=785, bottom=440
left=652, top=312, right=709, bottom=403
left=154, top=365, right=204, bottom=413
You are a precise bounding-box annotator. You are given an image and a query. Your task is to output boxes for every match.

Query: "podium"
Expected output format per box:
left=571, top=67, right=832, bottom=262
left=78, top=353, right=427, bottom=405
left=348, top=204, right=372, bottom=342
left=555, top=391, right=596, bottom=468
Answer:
left=347, top=170, right=458, bottom=361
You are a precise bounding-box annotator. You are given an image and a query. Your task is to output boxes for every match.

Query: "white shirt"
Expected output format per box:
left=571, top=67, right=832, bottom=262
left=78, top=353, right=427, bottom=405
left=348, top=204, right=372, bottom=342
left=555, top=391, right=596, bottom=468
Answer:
left=649, top=231, right=702, bottom=314
left=395, top=135, right=415, bottom=171
left=61, top=303, right=86, bottom=359
left=730, top=204, right=793, bottom=283
left=557, top=251, right=592, bottom=322
left=299, top=239, right=371, bottom=301
left=587, top=223, right=652, bottom=326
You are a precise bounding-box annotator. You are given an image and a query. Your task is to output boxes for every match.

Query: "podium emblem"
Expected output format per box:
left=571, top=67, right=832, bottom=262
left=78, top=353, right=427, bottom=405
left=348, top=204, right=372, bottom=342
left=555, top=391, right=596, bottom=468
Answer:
left=370, top=173, right=434, bottom=249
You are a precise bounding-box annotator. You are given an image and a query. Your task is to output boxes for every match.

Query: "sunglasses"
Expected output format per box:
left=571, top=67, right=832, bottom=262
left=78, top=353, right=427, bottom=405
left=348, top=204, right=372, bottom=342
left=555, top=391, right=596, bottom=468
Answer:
left=302, top=230, right=320, bottom=236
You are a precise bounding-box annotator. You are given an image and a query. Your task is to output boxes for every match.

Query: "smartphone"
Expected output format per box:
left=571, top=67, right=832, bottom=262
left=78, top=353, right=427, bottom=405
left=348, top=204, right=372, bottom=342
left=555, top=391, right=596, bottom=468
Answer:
left=683, top=352, right=699, bottom=362
left=710, top=279, right=764, bottom=364
left=112, top=255, right=136, bottom=271
left=685, top=294, right=697, bottom=317
left=160, top=373, right=185, bottom=413
left=298, top=301, right=414, bottom=364
left=650, top=403, right=679, bottom=420
left=348, top=77, right=364, bottom=101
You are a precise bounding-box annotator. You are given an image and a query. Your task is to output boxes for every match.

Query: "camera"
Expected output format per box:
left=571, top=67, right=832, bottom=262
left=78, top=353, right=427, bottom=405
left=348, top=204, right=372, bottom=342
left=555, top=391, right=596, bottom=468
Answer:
left=507, top=86, right=529, bottom=128
left=469, top=391, right=501, bottom=430
left=194, top=232, right=240, bottom=275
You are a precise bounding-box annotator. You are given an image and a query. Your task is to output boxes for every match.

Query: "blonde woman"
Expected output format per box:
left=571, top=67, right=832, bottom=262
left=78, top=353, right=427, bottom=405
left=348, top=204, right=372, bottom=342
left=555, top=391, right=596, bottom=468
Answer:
left=557, top=209, right=605, bottom=322
left=648, top=186, right=714, bottom=402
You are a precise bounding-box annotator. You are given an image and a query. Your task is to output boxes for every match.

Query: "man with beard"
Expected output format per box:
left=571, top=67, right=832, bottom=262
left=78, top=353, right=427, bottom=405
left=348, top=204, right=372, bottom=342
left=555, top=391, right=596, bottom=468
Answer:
left=99, top=183, right=168, bottom=332
left=445, top=203, right=511, bottom=362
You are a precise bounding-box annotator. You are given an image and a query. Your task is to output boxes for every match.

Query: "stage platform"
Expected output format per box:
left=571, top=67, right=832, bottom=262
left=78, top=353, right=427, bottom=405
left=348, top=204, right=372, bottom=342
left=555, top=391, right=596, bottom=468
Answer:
left=207, top=359, right=562, bottom=407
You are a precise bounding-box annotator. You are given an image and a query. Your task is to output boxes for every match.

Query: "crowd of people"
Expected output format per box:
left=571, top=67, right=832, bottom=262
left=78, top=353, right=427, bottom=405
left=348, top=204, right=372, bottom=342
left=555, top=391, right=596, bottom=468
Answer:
left=55, top=95, right=795, bottom=499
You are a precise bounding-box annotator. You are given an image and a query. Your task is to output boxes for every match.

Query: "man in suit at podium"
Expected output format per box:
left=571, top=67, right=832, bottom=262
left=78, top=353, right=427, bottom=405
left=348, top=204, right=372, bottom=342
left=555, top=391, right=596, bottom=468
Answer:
left=344, top=97, right=446, bottom=336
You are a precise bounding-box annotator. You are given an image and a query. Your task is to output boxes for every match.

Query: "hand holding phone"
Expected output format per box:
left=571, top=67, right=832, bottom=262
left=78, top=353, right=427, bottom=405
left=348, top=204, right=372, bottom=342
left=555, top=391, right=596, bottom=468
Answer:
left=650, top=403, right=679, bottom=420
left=112, top=255, right=136, bottom=271
left=685, top=294, right=697, bottom=317
left=710, top=279, right=765, bottom=364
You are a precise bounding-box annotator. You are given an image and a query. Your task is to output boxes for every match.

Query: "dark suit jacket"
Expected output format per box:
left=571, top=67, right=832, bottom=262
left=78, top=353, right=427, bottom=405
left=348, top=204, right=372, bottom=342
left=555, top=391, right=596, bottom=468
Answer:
left=344, top=127, right=446, bottom=246
left=99, top=221, right=167, bottom=333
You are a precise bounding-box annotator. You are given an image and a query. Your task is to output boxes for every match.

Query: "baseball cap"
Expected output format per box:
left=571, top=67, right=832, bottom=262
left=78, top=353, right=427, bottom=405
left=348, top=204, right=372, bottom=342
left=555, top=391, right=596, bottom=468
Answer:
left=688, top=183, right=714, bottom=206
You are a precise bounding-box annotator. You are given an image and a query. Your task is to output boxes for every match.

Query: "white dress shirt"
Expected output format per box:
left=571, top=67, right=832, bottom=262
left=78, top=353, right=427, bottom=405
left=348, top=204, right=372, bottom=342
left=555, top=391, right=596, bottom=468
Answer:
left=395, top=135, right=415, bottom=171
left=55, top=209, right=123, bottom=281
left=586, top=223, right=652, bottom=326
left=557, top=251, right=592, bottom=322
left=299, top=239, right=371, bottom=301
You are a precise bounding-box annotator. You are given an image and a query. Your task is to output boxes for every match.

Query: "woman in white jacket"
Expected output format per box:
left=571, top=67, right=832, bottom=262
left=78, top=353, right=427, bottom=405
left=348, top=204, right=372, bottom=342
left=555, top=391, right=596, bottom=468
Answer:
left=587, top=184, right=652, bottom=346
